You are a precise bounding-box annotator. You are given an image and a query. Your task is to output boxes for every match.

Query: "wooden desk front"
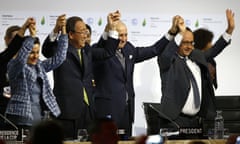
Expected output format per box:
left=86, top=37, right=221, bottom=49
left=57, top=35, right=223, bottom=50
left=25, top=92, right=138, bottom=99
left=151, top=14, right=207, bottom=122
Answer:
left=65, top=139, right=226, bottom=144
left=64, top=141, right=133, bottom=144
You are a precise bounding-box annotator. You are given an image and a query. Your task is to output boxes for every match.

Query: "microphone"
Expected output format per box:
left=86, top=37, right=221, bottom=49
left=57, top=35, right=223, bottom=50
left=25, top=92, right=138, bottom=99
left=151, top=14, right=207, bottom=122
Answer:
left=0, top=113, right=18, bottom=130
left=148, top=104, right=203, bottom=139
left=149, top=104, right=180, bottom=129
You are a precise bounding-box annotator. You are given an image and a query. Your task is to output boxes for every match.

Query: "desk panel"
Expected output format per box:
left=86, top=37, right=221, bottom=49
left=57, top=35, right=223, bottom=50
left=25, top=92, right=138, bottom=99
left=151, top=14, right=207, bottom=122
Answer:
left=64, top=141, right=134, bottom=144
left=165, top=139, right=226, bottom=144
left=65, top=139, right=226, bottom=144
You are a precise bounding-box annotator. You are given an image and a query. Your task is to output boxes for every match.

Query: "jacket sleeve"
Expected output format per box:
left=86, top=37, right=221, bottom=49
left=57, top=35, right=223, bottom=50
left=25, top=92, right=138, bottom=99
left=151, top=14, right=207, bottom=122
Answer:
left=41, top=34, right=68, bottom=72
left=134, top=36, right=170, bottom=63
left=158, top=39, right=178, bottom=72
left=92, top=36, right=119, bottom=61
left=42, top=35, right=58, bottom=58
left=7, top=37, right=34, bottom=80
left=0, top=34, right=24, bottom=64
left=204, top=36, right=230, bottom=59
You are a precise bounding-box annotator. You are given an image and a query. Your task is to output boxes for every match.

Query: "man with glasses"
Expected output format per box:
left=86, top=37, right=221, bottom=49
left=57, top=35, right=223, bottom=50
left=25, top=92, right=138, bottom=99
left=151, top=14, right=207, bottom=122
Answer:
left=157, top=9, right=234, bottom=130
left=41, top=13, right=120, bottom=139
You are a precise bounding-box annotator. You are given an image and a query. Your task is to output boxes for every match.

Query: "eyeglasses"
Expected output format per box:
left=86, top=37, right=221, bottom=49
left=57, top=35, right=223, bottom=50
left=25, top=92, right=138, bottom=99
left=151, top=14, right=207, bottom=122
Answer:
left=181, top=41, right=195, bottom=46
left=73, top=30, right=89, bottom=35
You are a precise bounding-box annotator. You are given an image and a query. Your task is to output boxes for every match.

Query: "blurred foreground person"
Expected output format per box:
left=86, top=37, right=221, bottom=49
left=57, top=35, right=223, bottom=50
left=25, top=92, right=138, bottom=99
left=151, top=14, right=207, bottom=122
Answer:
left=89, top=118, right=119, bottom=144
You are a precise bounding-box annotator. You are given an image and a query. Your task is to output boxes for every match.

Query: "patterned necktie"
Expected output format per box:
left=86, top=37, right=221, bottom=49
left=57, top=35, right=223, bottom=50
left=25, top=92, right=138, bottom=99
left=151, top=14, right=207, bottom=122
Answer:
left=77, top=49, right=89, bottom=106
left=183, top=58, right=200, bottom=108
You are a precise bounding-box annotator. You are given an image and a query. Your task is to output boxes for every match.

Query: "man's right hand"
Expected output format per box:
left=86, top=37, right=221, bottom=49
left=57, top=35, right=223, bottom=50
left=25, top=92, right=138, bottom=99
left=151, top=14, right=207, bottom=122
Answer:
left=225, top=9, right=235, bottom=35
left=53, top=14, right=66, bottom=34
left=29, top=23, right=36, bottom=37
left=177, top=16, right=186, bottom=35
left=168, top=15, right=181, bottom=35
left=18, top=17, right=36, bottom=37
left=106, top=10, right=121, bottom=32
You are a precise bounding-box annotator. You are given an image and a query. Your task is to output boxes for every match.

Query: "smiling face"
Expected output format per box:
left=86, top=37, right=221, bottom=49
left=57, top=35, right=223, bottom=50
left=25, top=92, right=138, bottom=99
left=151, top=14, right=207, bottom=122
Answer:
left=116, top=21, right=128, bottom=49
left=178, top=30, right=194, bottom=57
left=69, top=20, right=87, bottom=49
left=27, top=43, right=40, bottom=65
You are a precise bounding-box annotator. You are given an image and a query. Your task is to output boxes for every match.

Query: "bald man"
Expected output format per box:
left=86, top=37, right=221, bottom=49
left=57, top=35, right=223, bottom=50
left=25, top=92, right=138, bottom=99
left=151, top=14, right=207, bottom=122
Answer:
left=93, top=11, right=178, bottom=137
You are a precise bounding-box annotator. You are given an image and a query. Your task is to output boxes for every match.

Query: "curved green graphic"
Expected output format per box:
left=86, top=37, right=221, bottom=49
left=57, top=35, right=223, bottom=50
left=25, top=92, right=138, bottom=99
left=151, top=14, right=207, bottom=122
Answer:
left=142, top=18, right=146, bottom=27
left=98, top=17, right=102, bottom=26
left=41, top=16, right=45, bottom=25
left=195, top=19, right=199, bottom=28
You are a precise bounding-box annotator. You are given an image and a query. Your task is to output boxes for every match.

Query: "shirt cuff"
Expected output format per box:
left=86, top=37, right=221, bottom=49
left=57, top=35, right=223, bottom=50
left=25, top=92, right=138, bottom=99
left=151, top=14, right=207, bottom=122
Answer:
left=165, top=33, right=174, bottom=41
left=222, top=31, right=231, bottom=42
left=174, top=33, right=183, bottom=46
left=102, top=31, right=108, bottom=40
left=108, top=30, right=119, bottom=39
left=49, top=30, right=59, bottom=42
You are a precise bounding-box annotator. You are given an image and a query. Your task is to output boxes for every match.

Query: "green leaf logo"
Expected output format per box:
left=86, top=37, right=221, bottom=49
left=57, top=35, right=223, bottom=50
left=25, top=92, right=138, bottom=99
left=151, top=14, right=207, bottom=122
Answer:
left=142, top=18, right=146, bottom=27
left=195, top=19, right=199, bottom=28
left=41, top=16, right=45, bottom=25
left=98, top=17, right=102, bottom=26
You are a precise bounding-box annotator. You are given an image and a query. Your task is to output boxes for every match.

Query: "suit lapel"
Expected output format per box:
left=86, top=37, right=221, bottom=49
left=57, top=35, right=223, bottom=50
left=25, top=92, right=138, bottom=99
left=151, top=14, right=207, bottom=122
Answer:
left=122, top=48, right=130, bottom=79
left=68, top=45, right=83, bottom=73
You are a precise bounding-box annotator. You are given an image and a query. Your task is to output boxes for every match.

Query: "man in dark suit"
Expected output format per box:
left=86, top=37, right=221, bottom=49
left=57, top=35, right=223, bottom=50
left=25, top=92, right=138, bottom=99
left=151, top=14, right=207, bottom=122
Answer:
left=41, top=13, right=120, bottom=139
left=157, top=9, right=234, bottom=129
left=93, top=11, right=179, bottom=137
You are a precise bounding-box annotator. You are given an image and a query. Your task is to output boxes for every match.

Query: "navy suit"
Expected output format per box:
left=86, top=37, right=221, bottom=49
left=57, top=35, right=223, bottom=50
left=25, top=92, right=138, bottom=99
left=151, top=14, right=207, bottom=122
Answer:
left=157, top=36, right=230, bottom=125
left=93, top=36, right=170, bottom=136
left=42, top=36, right=118, bottom=139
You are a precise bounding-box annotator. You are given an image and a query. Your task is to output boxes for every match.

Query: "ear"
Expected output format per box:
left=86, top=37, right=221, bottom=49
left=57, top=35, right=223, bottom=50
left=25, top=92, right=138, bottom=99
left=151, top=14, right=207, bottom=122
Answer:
left=68, top=31, right=74, bottom=40
left=4, top=36, right=10, bottom=46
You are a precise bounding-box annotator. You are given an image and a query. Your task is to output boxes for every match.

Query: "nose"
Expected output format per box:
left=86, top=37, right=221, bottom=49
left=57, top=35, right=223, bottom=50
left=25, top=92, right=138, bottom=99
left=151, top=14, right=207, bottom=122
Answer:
left=34, top=53, right=39, bottom=58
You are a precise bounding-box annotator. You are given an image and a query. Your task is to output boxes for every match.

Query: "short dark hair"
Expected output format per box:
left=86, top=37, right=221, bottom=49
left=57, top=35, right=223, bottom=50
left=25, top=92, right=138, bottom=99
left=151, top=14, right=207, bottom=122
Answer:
left=86, top=24, right=92, bottom=35
left=193, top=28, right=214, bottom=50
left=33, top=37, right=40, bottom=45
left=4, top=25, right=21, bottom=39
left=186, top=27, right=192, bottom=32
left=30, top=120, right=64, bottom=144
left=66, top=16, right=83, bottom=33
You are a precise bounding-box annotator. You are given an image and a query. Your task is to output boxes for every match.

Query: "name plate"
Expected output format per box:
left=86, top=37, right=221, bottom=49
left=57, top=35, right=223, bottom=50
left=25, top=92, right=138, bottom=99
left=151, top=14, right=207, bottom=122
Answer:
left=0, top=130, right=18, bottom=141
left=179, top=128, right=203, bottom=135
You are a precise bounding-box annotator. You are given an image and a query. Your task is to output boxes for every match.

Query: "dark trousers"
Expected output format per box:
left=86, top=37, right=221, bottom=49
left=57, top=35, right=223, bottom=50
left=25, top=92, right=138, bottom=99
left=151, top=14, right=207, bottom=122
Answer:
left=56, top=104, right=93, bottom=140
left=117, top=104, right=132, bottom=139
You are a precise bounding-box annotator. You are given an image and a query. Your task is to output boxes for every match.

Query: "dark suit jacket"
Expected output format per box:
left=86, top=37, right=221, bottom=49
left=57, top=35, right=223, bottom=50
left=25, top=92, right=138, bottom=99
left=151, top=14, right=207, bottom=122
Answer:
left=0, top=34, right=24, bottom=115
left=157, top=36, right=230, bottom=121
left=42, top=36, right=118, bottom=119
left=208, top=58, right=217, bottom=89
left=93, top=36, right=170, bottom=126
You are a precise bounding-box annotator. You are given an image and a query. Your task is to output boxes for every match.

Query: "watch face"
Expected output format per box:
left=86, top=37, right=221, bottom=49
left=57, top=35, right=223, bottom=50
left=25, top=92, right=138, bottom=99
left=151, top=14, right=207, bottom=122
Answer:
left=3, top=86, right=11, bottom=98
